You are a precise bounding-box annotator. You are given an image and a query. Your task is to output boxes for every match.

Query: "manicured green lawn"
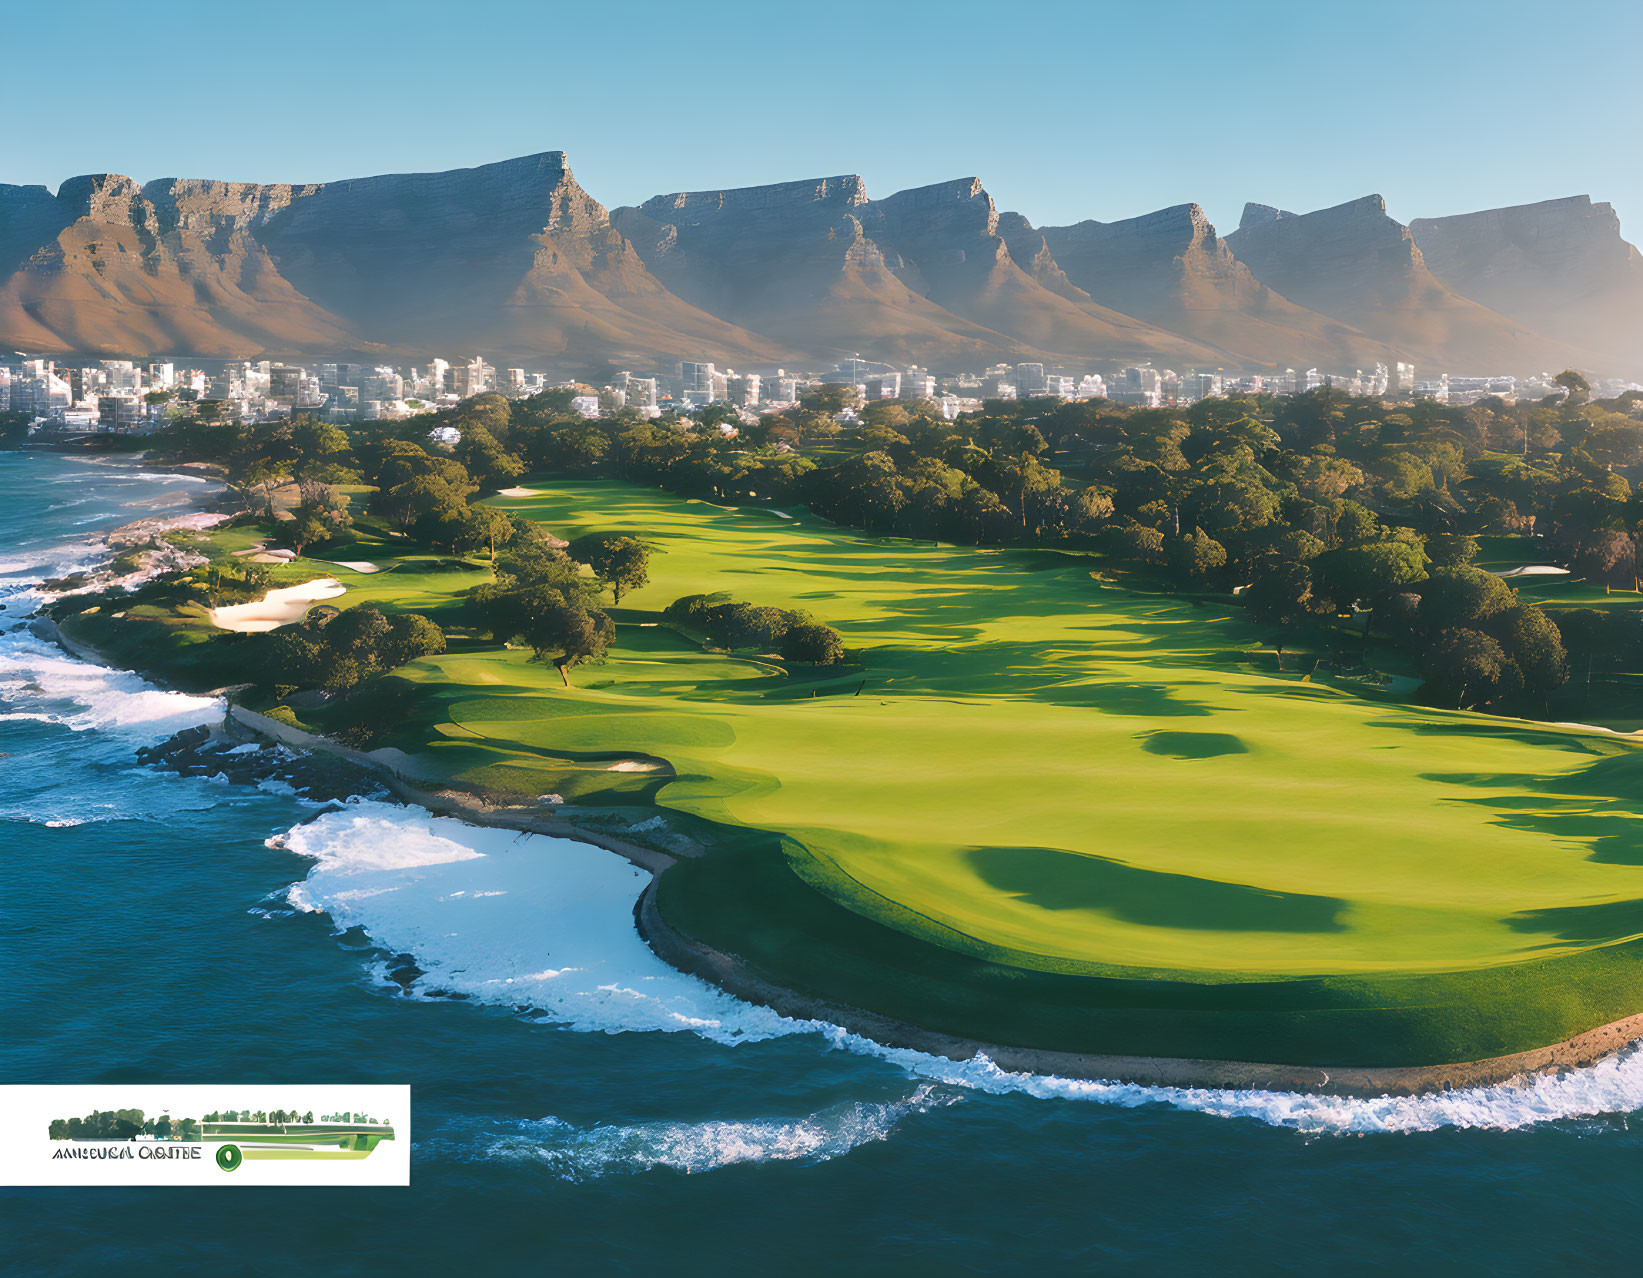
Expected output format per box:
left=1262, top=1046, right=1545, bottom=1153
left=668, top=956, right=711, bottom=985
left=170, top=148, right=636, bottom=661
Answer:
left=91, top=480, right=1643, bottom=1064
left=468, top=480, right=1643, bottom=1062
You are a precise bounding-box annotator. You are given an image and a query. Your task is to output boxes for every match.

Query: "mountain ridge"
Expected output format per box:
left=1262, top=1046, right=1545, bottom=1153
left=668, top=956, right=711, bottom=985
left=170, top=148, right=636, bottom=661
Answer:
left=0, top=151, right=1635, bottom=377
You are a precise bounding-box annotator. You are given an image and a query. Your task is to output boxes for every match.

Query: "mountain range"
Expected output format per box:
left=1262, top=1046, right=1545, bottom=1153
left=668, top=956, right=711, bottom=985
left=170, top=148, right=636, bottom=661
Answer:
left=1, top=150, right=1638, bottom=378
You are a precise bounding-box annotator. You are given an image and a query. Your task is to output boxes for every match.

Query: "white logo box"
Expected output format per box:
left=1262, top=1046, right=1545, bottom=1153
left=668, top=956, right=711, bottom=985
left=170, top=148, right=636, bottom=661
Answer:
left=0, top=1085, right=410, bottom=1186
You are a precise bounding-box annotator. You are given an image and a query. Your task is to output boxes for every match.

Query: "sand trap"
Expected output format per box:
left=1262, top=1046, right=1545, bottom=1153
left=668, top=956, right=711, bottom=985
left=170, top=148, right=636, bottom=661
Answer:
left=209, top=578, right=346, bottom=632
left=1495, top=565, right=1570, bottom=578
left=607, top=760, right=662, bottom=772
left=497, top=487, right=536, bottom=498
left=328, top=560, right=383, bottom=574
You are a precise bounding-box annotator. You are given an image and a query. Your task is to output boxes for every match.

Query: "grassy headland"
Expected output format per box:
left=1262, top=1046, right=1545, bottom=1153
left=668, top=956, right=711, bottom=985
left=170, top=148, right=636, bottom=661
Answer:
left=51, top=379, right=1643, bottom=1071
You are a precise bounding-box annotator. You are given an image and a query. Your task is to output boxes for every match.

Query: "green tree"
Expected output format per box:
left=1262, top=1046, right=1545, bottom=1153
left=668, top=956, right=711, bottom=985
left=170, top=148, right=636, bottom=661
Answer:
left=780, top=619, right=846, bottom=665
left=1166, top=529, right=1228, bottom=583
left=1422, top=628, right=1519, bottom=708
left=509, top=587, right=614, bottom=685
left=463, top=506, right=516, bottom=561
left=571, top=534, right=651, bottom=603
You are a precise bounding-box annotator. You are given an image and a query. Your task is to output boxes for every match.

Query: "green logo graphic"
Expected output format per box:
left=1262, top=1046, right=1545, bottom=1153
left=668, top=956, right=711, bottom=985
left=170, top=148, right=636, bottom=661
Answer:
left=47, top=1107, right=397, bottom=1165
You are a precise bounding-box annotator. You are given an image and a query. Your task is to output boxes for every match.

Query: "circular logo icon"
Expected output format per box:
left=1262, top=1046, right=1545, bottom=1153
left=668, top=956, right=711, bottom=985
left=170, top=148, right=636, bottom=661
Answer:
left=216, top=1144, right=243, bottom=1172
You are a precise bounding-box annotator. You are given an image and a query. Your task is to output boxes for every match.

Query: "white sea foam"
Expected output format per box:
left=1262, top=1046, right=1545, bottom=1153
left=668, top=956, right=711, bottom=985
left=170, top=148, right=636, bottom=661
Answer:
left=274, top=803, right=808, bottom=1042
left=0, top=635, right=219, bottom=733
left=835, top=1035, right=1643, bottom=1135
left=0, top=569, right=219, bottom=737
left=275, top=801, right=1643, bottom=1135
left=443, top=1084, right=960, bottom=1180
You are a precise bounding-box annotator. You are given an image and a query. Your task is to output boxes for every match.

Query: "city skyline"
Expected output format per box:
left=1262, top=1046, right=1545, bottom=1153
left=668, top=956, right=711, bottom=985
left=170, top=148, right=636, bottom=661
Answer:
left=5, top=0, right=1640, bottom=237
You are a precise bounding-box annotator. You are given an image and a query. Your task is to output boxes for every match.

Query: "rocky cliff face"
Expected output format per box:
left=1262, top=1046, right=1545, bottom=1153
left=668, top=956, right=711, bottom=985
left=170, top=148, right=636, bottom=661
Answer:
left=1409, top=196, right=1643, bottom=368
left=252, top=152, right=781, bottom=367
left=613, top=175, right=1043, bottom=365
left=0, top=153, right=781, bottom=367
left=1031, top=204, right=1390, bottom=370
left=0, top=151, right=1634, bottom=375
left=856, top=180, right=1217, bottom=364
left=1226, top=195, right=1587, bottom=371
left=0, top=173, right=354, bottom=356
left=614, top=175, right=1214, bottom=365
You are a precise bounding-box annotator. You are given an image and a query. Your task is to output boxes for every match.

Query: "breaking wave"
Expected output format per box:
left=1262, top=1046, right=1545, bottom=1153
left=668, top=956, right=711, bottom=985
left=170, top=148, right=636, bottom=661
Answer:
left=430, top=1084, right=960, bottom=1180
left=276, top=801, right=1643, bottom=1136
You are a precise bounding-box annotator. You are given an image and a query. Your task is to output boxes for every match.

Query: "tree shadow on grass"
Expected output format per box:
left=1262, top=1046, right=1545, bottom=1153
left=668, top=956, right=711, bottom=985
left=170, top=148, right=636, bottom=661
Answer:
left=1506, top=897, right=1643, bottom=942
left=1421, top=751, right=1643, bottom=863
left=967, top=845, right=1347, bottom=933
left=1139, top=731, right=1248, bottom=758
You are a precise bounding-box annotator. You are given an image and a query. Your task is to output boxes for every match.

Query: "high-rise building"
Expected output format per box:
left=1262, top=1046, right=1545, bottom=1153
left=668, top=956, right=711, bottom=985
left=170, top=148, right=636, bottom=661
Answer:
left=97, top=394, right=144, bottom=432
left=622, top=376, right=659, bottom=408
left=1181, top=372, right=1223, bottom=402
left=679, top=361, right=719, bottom=398
left=1013, top=363, right=1047, bottom=395
left=269, top=364, right=305, bottom=402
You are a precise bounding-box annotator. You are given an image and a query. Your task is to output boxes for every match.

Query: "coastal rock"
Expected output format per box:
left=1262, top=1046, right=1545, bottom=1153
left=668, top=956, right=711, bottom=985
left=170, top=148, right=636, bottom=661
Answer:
left=136, top=724, right=385, bottom=803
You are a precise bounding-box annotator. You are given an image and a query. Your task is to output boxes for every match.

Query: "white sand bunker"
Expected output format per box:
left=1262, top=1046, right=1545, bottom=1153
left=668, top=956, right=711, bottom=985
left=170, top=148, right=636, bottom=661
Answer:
left=1495, top=565, right=1570, bottom=578
left=209, top=578, right=346, bottom=632
left=497, top=487, right=536, bottom=498
left=328, top=560, right=383, bottom=574
left=607, top=760, right=662, bottom=772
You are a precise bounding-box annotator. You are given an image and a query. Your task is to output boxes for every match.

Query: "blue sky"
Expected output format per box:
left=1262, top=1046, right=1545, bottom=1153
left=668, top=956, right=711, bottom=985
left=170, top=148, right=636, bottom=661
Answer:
left=6, top=0, right=1640, bottom=236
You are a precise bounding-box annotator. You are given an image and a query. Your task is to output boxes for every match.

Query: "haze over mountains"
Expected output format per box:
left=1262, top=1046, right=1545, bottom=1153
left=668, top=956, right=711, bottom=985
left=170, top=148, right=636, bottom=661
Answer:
left=0, top=149, right=1638, bottom=378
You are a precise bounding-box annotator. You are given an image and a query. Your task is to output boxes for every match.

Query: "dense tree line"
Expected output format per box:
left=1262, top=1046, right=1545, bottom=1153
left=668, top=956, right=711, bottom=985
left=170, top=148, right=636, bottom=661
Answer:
left=664, top=593, right=848, bottom=665
left=399, top=378, right=1643, bottom=713
left=148, top=375, right=1643, bottom=714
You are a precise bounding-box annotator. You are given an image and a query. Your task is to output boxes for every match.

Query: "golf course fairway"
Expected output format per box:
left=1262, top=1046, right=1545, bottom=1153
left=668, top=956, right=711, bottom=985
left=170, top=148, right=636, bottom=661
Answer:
left=329, top=481, right=1643, bottom=1070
